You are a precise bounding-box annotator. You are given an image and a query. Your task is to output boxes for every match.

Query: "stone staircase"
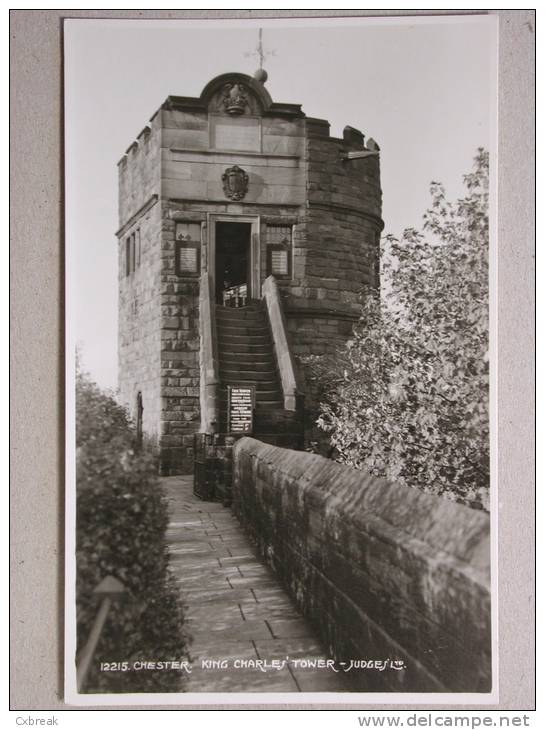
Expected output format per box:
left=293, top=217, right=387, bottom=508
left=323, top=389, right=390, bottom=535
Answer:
left=216, top=302, right=304, bottom=449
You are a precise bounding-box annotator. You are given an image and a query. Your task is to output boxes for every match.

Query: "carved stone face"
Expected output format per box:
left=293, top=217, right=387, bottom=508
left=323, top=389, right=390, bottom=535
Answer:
left=221, top=165, right=249, bottom=201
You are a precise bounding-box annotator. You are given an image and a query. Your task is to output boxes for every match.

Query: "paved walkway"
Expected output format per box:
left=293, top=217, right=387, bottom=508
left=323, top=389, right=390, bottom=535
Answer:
left=163, top=475, right=347, bottom=692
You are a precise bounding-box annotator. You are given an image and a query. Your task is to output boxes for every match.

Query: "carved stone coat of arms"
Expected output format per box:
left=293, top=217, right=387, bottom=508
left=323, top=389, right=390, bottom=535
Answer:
left=222, top=165, right=249, bottom=201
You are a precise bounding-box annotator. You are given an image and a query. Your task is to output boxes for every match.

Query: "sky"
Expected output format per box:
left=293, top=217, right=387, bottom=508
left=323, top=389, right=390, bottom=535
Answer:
left=65, top=15, right=496, bottom=390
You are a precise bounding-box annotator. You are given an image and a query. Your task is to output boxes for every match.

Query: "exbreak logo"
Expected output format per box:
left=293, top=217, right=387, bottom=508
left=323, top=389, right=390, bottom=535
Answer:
left=15, top=719, right=58, bottom=726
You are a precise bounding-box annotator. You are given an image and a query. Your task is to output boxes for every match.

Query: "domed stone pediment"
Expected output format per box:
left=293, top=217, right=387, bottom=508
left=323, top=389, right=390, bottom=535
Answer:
left=163, top=72, right=304, bottom=119
left=201, top=73, right=272, bottom=116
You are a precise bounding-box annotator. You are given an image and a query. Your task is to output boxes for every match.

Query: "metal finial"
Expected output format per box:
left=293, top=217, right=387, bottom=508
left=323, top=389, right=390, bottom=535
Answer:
left=257, top=28, right=265, bottom=69
left=244, top=27, right=275, bottom=79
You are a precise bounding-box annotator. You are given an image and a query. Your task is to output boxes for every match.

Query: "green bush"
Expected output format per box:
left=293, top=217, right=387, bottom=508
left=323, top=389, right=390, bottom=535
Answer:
left=76, top=369, right=188, bottom=692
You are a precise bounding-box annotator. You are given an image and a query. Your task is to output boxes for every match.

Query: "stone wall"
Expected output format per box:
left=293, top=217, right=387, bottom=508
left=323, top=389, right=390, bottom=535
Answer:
left=118, top=118, right=161, bottom=223
left=117, top=198, right=162, bottom=442
left=160, top=107, right=306, bottom=206
left=193, top=433, right=238, bottom=504
left=117, top=118, right=163, bottom=441
left=232, top=438, right=491, bottom=692
left=159, top=200, right=201, bottom=474
left=282, top=122, right=382, bottom=360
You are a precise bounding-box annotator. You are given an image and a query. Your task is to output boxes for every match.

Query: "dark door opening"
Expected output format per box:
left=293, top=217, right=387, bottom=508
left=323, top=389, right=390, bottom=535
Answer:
left=215, top=222, right=252, bottom=306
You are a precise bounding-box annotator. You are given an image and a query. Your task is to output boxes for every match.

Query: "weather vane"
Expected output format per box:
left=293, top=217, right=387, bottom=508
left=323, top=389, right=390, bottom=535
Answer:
left=244, top=28, right=276, bottom=70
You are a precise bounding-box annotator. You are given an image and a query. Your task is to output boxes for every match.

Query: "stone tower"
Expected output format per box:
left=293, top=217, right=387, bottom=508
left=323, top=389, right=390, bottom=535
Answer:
left=117, top=72, right=382, bottom=474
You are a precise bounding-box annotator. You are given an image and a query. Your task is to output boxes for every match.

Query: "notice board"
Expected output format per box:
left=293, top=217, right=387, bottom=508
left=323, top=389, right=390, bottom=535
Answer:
left=227, top=385, right=255, bottom=434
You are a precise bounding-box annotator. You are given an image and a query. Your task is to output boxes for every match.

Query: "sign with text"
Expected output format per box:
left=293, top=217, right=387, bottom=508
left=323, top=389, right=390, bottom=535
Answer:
left=271, top=248, right=289, bottom=276
left=227, top=385, right=255, bottom=434
left=179, top=246, right=198, bottom=273
left=176, top=242, right=200, bottom=276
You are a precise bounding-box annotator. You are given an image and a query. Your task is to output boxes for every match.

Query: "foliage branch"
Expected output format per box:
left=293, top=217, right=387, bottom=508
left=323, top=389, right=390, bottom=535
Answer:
left=311, top=149, right=490, bottom=510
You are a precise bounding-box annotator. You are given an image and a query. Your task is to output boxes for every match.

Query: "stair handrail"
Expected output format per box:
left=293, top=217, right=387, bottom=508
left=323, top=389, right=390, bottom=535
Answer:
left=262, top=275, right=303, bottom=412
left=199, top=272, right=219, bottom=433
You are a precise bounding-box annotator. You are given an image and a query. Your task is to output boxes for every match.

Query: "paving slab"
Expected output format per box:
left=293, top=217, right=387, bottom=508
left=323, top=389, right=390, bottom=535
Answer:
left=162, top=475, right=347, bottom=693
left=253, top=637, right=326, bottom=658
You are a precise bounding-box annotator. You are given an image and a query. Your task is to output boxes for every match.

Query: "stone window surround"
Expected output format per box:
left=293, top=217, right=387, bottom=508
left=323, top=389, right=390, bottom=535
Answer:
left=125, top=227, right=141, bottom=277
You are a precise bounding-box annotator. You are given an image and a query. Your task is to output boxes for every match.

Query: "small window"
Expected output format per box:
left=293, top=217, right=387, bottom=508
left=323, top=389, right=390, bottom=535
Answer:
left=125, top=237, right=131, bottom=276
left=125, top=229, right=142, bottom=276
left=266, top=225, right=292, bottom=278
left=135, top=229, right=141, bottom=268
left=175, top=222, right=201, bottom=276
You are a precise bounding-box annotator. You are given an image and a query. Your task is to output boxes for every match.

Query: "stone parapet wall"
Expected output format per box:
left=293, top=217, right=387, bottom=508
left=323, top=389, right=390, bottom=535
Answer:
left=302, top=134, right=382, bottom=307
left=277, top=127, right=383, bottom=359
left=306, top=134, right=382, bottom=214
left=232, top=438, right=491, bottom=692
left=118, top=117, right=161, bottom=224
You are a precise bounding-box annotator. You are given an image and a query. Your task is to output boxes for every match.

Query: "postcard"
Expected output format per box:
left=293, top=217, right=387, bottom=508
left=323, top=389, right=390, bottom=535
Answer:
left=64, top=14, right=498, bottom=706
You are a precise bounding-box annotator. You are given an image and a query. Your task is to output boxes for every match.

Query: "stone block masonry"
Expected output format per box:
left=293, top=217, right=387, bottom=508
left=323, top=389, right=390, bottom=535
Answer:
left=117, top=72, right=384, bottom=473
left=232, top=438, right=491, bottom=692
left=159, top=200, right=200, bottom=474
left=117, top=194, right=162, bottom=445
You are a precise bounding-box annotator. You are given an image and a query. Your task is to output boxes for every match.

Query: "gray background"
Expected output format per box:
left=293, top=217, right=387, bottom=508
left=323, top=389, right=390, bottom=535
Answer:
left=10, top=9, right=535, bottom=711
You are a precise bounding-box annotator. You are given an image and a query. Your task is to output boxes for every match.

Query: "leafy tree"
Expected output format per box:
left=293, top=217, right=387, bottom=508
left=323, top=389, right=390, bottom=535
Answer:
left=315, top=149, right=489, bottom=510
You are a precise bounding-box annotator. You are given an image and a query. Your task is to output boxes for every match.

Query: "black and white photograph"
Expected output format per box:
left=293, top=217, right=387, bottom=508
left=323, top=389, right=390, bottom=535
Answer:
left=64, top=14, right=498, bottom=705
